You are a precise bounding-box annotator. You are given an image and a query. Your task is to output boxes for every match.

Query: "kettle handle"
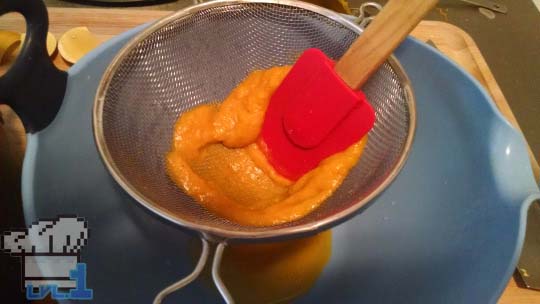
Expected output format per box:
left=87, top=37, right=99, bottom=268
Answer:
left=0, top=0, right=67, bottom=133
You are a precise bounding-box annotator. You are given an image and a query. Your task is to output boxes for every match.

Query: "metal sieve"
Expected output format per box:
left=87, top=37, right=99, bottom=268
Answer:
left=93, top=0, right=415, bottom=302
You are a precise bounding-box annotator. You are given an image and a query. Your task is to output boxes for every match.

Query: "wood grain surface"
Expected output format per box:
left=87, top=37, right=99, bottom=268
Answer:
left=0, top=7, right=538, bottom=303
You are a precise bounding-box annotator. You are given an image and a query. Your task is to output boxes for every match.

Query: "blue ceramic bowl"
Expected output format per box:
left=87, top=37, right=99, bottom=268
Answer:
left=19, top=15, right=539, bottom=304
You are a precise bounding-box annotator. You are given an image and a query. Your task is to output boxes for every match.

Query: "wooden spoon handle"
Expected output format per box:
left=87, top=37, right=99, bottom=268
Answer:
left=334, top=0, right=438, bottom=89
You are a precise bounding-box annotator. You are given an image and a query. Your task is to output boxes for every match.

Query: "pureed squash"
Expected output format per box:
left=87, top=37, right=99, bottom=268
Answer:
left=166, top=66, right=367, bottom=226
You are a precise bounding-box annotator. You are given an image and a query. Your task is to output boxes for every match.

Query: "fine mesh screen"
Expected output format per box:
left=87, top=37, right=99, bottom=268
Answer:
left=97, top=1, right=413, bottom=237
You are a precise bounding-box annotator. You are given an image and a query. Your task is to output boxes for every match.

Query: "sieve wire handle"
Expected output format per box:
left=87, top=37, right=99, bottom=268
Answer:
left=0, top=0, right=67, bottom=133
left=353, top=2, right=382, bottom=29
left=153, top=238, right=233, bottom=304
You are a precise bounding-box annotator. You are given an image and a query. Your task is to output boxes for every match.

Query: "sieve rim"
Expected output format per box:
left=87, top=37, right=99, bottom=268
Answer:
left=93, top=0, right=416, bottom=241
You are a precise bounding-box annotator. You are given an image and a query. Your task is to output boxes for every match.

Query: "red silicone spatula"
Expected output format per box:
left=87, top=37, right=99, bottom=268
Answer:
left=260, top=0, right=437, bottom=180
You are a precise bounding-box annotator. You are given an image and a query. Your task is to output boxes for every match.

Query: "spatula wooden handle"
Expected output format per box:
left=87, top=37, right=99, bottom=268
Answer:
left=335, top=0, right=438, bottom=89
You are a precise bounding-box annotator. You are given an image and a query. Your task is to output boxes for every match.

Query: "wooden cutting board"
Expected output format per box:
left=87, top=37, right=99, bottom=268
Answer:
left=0, top=8, right=538, bottom=304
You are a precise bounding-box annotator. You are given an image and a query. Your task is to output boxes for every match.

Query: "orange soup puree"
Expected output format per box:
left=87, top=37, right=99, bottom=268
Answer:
left=166, top=66, right=367, bottom=226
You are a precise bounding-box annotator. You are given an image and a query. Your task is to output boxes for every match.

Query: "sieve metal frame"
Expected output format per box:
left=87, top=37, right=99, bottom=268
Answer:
left=93, top=0, right=416, bottom=241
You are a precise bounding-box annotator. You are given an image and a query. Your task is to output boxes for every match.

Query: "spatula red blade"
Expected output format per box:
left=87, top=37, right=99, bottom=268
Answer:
left=260, top=48, right=375, bottom=180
